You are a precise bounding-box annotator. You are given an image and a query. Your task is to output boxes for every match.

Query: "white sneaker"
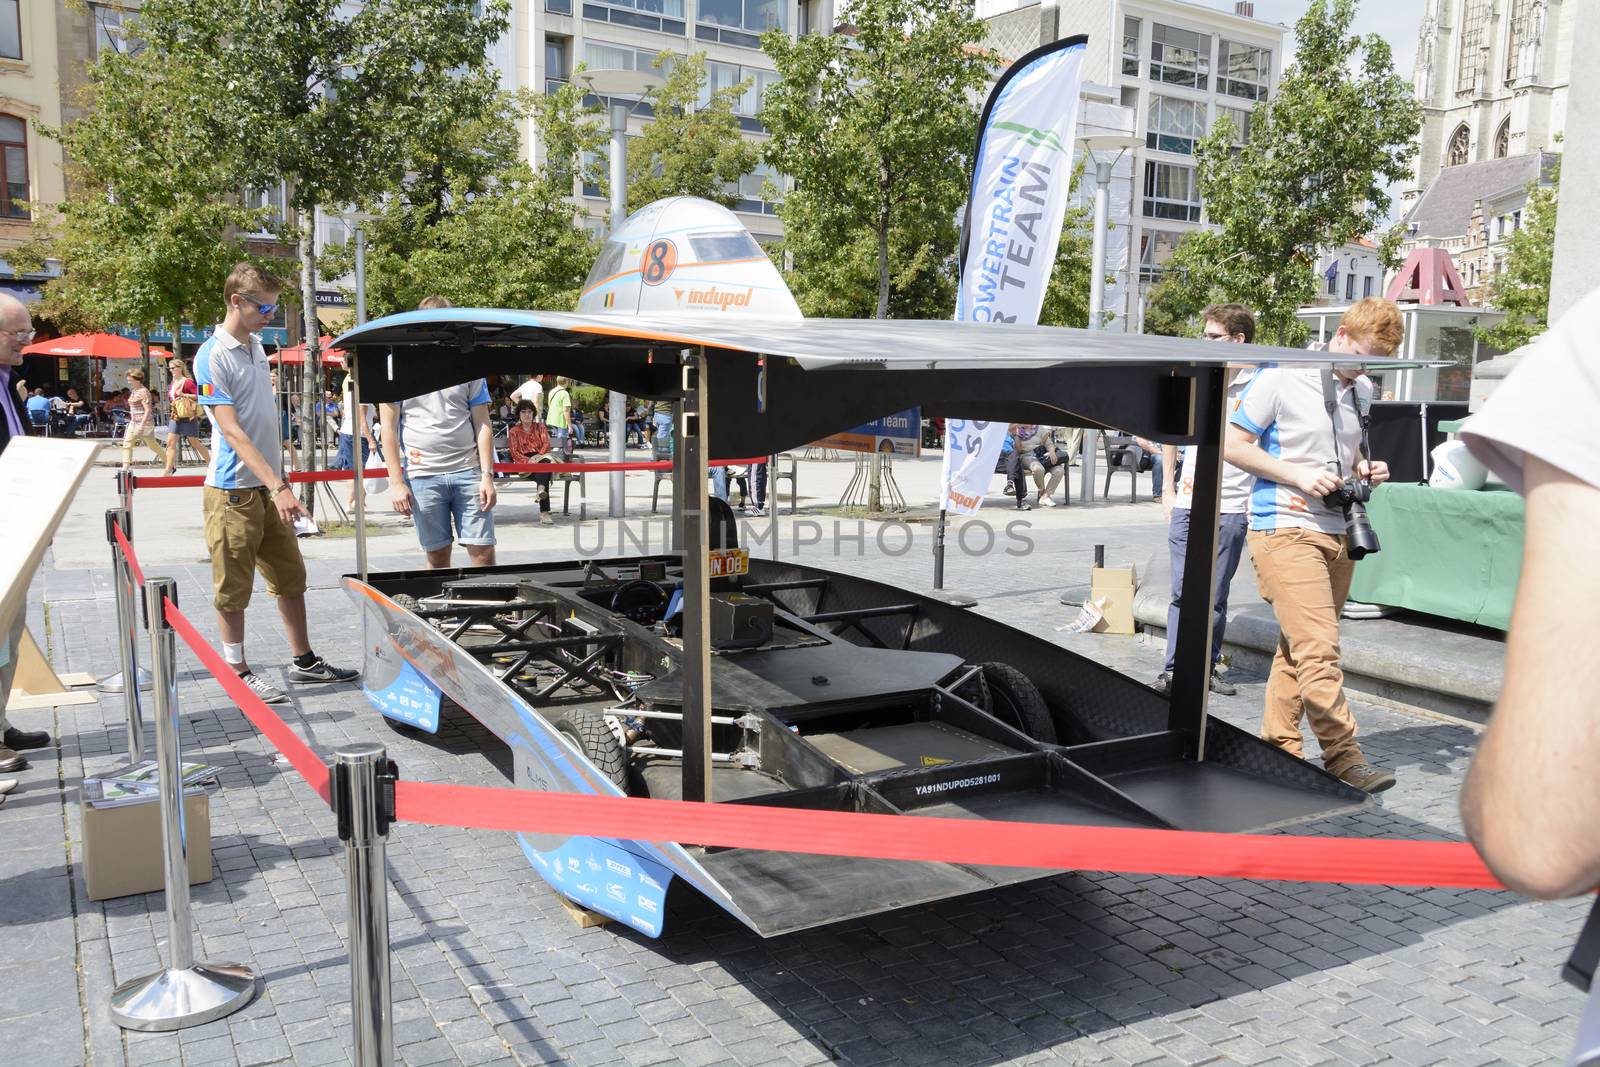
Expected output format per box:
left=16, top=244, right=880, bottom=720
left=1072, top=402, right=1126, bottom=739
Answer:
left=238, top=670, right=289, bottom=705
left=0, top=778, right=17, bottom=795
left=1037, top=496, right=1057, bottom=507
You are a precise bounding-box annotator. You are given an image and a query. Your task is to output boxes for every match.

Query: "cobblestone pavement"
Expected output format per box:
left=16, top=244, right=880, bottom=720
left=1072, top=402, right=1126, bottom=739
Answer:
left=4, top=461, right=1586, bottom=1067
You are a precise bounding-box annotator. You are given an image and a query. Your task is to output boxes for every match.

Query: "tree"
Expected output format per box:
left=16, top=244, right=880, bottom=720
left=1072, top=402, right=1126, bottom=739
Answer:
left=11, top=43, right=269, bottom=356
left=1478, top=159, right=1560, bottom=350
left=760, top=0, right=991, bottom=319
left=324, top=82, right=603, bottom=316
left=620, top=53, right=757, bottom=213
left=1152, top=0, right=1420, bottom=344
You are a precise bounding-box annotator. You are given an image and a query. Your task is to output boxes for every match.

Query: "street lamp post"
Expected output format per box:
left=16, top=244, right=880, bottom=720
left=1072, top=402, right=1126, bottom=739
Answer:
left=1076, top=134, right=1141, bottom=504
left=576, top=69, right=665, bottom=519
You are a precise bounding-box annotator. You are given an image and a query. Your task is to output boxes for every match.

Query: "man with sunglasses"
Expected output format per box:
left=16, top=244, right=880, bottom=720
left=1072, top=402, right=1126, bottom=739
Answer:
left=0, top=291, right=51, bottom=782
left=194, top=263, right=357, bottom=705
left=1153, top=303, right=1258, bottom=698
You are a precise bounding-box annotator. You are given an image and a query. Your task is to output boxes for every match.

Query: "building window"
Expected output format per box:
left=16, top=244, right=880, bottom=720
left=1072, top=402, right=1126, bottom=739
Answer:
left=1122, top=16, right=1141, bottom=77
left=699, top=61, right=779, bottom=128
left=583, top=40, right=674, bottom=84
left=696, top=0, right=787, bottom=50
left=1345, top=272, right=1355, bottom=300
left=1446, top=124, right=1470, bottom=167
left=1326, top=267, right=1339, bottom=296
left=1143, top=161, right=1201, bottom=222
left=545, top=36, right=569, bottom=93
left=1494, top=117, right=1510, bottom=159
left=1505, top=0, right=1538, bottom=83
left=1214, top=104, right=1252, bottom=147
left=1150, top=24, right=1209, bottom=90
left=1138, top=229, right=1182, bottom=281
left=243, top=183, right=286, bottom=236
left=1, top=0, right=20, bottom=61
left=0, top=115, right=27, bottom=218
left=1217, top=39, right=1270, bottom=100
left=727, top=163, right=783, bottom=216
left=546, top=0, right=572, bottom=13
left=1363, top=276, right=1374, bottom=298
left=1146, top=95, right=1204, bottom=155
left=582, top=0, right=684, bottom=37
left=1457, top=0, right=1490, bottom=94
left=90, top=3, right=142, bottom=54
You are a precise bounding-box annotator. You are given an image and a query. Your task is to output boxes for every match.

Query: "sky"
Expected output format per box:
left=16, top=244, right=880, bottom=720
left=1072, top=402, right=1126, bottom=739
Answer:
left=1189, top=0, right=1427, bottom=75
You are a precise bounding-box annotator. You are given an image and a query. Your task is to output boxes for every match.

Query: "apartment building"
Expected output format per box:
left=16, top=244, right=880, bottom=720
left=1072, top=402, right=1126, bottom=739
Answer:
left=0, top=0, right=70, bottom=304
left=979, top=0, right=1285, bottom=330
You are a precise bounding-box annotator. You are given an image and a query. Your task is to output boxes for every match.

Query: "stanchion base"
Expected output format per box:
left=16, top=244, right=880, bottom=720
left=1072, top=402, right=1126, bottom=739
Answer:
left=923, top=588, right=979, bottom=608
left=110, top=962, right=260, bottom=1031
left=96, top=667, right=154, bottom=694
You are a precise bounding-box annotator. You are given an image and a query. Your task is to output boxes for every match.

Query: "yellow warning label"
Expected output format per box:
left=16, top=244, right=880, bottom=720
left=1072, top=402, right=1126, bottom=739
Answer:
left=920, top=756, right=954, bottom=767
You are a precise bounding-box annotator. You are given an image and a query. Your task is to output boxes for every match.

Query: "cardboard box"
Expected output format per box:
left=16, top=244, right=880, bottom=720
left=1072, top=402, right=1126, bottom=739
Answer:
left=1090, top=565, right=1139, bottom=636
left=81, top=789, right=213, bottom=901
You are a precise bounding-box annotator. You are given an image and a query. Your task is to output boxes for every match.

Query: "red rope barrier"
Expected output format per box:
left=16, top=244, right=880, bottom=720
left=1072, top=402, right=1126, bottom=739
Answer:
left=128, top=456, right=769, bottom=492
left=111, top=520, right=146, bottom=588
left=392, top=780, right=1502, bottom=889
left=163, top=597, right=332, bottom=803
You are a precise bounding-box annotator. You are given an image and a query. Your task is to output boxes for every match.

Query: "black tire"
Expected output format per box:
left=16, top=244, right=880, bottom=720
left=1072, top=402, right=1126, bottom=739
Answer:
left=548, top=707, right=629, bottom=791
left=392, top=592, right=421, bottom=613
left=958, top=662, right=1057, bottom=744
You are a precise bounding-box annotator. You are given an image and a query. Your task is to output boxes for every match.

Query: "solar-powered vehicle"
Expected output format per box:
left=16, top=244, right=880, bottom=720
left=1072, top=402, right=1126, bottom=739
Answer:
left=332, top=203, right=1380, bottom=939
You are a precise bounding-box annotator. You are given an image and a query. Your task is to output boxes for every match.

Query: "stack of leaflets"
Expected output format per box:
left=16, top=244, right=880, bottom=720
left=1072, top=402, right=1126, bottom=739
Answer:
left=83, top=759, right=219, bottom=809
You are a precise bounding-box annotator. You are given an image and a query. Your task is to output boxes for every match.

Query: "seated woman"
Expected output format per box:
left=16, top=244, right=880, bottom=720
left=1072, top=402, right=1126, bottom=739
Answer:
left=506, top=400, right=556, bottom=526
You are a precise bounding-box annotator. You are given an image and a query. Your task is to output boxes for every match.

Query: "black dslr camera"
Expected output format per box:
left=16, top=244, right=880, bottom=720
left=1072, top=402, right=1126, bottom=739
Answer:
left=1323, top=474, right=1380, bottom=559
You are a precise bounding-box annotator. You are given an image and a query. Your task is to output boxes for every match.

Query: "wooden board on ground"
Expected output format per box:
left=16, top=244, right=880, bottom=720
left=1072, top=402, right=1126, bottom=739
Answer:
left=5, top=626, right=98, bottom=711
left=552, top=891, right=611, bottom=930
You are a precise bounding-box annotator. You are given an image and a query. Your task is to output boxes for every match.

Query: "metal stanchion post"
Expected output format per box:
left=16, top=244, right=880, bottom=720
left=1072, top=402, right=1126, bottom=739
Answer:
left=334, top=742, right=396, bottom=1067
left=96, top=506, right=153, bottom=705
left=110, top=579, right=259, bottom=1031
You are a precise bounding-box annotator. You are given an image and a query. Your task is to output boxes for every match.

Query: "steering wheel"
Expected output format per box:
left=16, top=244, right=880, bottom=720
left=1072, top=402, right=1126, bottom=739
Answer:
left=610, top=579, right=667, bottom=624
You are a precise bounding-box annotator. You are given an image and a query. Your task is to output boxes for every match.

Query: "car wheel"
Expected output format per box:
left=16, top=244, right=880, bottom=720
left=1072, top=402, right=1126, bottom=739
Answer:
left=957, top=662, right=1057, bottom=744
left=548, top=707, right=629, bottom=791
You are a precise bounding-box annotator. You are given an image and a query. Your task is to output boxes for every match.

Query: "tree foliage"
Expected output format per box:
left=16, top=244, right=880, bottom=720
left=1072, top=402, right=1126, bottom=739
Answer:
left=620, top=53, right=758, bottom=213
left=1147, top=0, right=1420, bottom=344
left=11, top=43, right=269, bottom=339
left=760, top=0, right=990, bottom=319
left=138, top=0, right=512, bottom=217
left=324, top=81, right=602, bottom=316
left=1478, top=159, right=1560, bottom=351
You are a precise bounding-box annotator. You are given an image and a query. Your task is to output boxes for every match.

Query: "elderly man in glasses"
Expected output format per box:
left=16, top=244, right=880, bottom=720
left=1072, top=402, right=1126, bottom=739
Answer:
left=0, top=292, right=48, bottom=787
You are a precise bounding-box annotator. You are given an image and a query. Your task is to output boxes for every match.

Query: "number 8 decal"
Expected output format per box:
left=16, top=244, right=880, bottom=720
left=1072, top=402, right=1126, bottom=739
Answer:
left=641, top=239, right=677, bottom=286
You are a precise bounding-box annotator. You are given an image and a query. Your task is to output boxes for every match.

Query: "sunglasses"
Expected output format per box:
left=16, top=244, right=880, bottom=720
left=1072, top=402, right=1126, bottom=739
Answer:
left=5, top=328, right=35, bottom=343
left=235, top=293, right=280, bottom=317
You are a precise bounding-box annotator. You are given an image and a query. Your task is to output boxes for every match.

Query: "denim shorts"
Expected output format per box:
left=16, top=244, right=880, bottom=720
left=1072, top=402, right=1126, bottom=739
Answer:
left=409, top=467, right=495, bottom=551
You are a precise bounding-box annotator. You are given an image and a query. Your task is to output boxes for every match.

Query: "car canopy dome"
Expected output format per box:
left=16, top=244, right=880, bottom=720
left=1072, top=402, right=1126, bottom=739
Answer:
left=576, top=197, right=802, bottom=321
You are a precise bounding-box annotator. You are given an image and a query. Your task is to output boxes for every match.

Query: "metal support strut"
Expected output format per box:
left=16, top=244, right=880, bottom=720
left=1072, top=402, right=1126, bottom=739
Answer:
left=335, top=742, right=397, bottom=1067
left=96, top=508, right=151, bottom=760
left=109, top=579, right=259, bottom=1031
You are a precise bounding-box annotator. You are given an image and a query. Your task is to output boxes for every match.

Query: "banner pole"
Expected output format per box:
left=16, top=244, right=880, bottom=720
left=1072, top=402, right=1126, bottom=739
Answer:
left=110, top=580, right=258, bottom=1031
left=95, top=507, right=152, bottom=709
left=335, top=742, right=395, bottom=1067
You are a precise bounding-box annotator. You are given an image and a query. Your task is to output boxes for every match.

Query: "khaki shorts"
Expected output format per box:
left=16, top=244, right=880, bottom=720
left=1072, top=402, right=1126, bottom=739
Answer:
left=203, top=486, right=308, bottom=613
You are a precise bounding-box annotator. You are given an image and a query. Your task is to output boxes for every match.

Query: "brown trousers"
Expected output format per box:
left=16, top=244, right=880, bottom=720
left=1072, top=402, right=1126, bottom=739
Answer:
left=1247, top=528, right=1364, bottom=777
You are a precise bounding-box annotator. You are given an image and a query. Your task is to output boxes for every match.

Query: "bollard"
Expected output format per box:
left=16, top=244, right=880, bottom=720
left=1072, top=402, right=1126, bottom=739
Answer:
left=110, top=579, right=260, bottom=1031
left=334, top=742, right=396, bottom=1067
left=95, top=507, right=153, bottom=721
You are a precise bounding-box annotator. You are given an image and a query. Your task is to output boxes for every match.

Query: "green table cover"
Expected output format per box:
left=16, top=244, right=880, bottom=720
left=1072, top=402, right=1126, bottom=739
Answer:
left=1347, top=482, right=1524, bottom=630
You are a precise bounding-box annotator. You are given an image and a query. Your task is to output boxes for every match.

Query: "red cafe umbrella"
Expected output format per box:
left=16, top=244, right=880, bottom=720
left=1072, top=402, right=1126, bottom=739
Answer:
left=22, top=332, right=173, bottom=361
left=270, top=336, right=346, bottom=367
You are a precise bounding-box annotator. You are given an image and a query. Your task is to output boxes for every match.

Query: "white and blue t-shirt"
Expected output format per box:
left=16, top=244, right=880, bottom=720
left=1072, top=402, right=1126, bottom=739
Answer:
left=1174, top=368, right=1257, bottom=515
left=1230, top=367, right=1372, bottom=535
left=195, top=325, right=280, bottom=490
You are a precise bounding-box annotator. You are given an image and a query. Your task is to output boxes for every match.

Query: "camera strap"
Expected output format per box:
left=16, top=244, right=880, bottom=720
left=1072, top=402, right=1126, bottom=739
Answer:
left=1320, top=370, right=1372, bottom=480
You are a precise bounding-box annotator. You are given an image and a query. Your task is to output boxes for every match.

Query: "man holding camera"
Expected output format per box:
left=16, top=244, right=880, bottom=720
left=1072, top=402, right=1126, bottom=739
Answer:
left=1223, top=298, right=1401, bottom=794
